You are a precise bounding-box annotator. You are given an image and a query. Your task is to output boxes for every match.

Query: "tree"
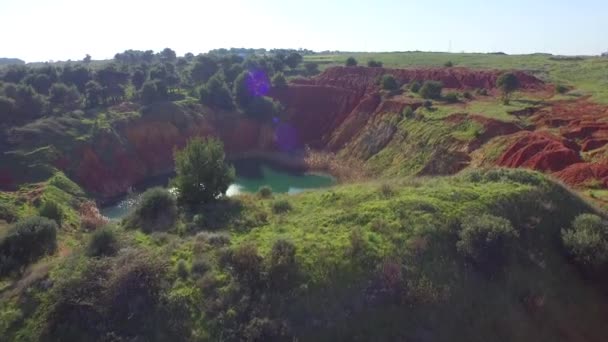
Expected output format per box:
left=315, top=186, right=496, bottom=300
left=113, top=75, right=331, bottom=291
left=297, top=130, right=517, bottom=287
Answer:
left=83, top=54, right=92, bottom=64
left=367, top=60, right=383, bottom=67
left=159, top=48, right=177, bottom=63
left=149, top=63, right=180, bottom=92
left=304, top=62, right=319, bottom=75
left=496, top=72, right=519, bottom=104
left=190, top=55, right=219, bottom=84
left=284, top=52, right=303, bottom=70
left=61, top=65, right=91, bottom=92
left=233, top=71, right=255, bottom=108
left=199, top=73, right=234, bottom=110
left=95, top=64, right=129, bottom=104
left=419, top=81, right=443, bottom=99
left=271, top=73, right=287, bottom=89
left=49, top=83, right=82, bottom=111
left=131, top=68, right=147, bottom=90
left=172, top=137, right=235, bottom=204
left=0, top=96, right=16, bottom=123
left=85, top=80, right=103, bottom=108
left=380, top=74, right=398, bottom=91
left=140, top=80, right=168, bottom=104
left=11, top=85, right=47, bottom=120
left=346, top=57, right=358, bottom=67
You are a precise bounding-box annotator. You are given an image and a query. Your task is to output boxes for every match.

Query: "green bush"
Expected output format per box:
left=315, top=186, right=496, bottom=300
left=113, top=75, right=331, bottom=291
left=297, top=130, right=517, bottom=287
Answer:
left=380, top=74, right=398, bottom=91
left=38, top=200, right=64, bottom=226
left=409, top=81, right=421, bottom=93
left=272, top=199, right=292, bottom=214
left=423, top=100, right=433, bottom=109
left=476, top=88, right=488, bottom=96
left=129, top=187, right=178, bottom=232
left=87, top=227, right=118, bottom=257
left=257, top=186, right=273, bottom=199
left=556, top=84, right=569, bottom=94
left=496, top=72, right=519, bottom=104
left=463, top=91, right=473, bottom=100
left=419, top=81, right=443, bottom=99
left=456, top=214, right=518, bottom=269
left=367, top=60, right=383, bottom=68
left=562, top=214, right=608, bottom=267
left=444, top=92, right=459, bottom=103
left=402, top=106, right=414, bottom=119
left=444, top=61, right=454, bottom=67
left=0, top=202, right=18, bottom=223
left=345, top=57, right=358, bottom=67
left=0, top=216, right=57, bottom=275
left=191, top=258, right=210, bottom=276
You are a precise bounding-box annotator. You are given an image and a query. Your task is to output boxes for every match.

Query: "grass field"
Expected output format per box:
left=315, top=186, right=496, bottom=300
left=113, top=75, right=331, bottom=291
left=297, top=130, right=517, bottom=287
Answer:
left=305, top=52, right=608, bottom=103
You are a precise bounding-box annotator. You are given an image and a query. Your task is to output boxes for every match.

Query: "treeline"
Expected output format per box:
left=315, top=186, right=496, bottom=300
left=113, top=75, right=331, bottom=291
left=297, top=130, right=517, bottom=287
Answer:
left=0, top=48, right=320, bottom=126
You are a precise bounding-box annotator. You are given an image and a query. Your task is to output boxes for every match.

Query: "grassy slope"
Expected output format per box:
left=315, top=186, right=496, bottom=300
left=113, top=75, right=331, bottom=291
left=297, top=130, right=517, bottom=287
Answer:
left=306, top=52, right=608, bottom=103
left=3, top=169, right=607, bottom=341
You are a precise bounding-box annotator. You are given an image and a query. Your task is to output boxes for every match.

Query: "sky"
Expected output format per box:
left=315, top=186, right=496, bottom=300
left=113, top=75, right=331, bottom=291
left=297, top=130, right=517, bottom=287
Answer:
left=1, top=0, right=607, bottom=62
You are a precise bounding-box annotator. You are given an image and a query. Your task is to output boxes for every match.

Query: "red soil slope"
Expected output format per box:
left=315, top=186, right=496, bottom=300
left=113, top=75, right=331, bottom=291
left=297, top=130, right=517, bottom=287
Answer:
left=497, top=131, right=581, bottom=172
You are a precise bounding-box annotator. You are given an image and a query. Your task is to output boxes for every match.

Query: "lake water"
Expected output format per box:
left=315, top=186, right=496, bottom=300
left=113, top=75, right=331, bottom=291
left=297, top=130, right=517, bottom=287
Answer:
left=100, top=158, right=335, bottom=219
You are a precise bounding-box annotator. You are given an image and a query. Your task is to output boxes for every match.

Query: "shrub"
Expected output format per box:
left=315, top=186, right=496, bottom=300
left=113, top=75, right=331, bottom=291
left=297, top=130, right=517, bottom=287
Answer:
left=463, top=91, right=473, bottom=100
left=402, top=106, right=415, bottom=119
left=191, top=258, right=211, bottom=276
left=268, top=239, right=298, bottom=290
left=304, top=62, right=320, bottom=75
left=230, top=244, right=263, bottom=287
left=129, top=187, right=178, bottom=232
left=423, top=100, right=433, bottom=109
left=176, top=260, right=189, bottom=279
left=367, top=60, right=383, bottom=68
left=345, top=57, right=358, bottom=66
left=380, top=74, right=398, bottom=91
left=0, top=216, right=57, bottom=276
left=272, top=199, right=292, bottom=214
left=271, top=73, right=287, bottom=89
left=0, top=202, right=18, bottom=223
left=556, top=84, right=569, bottom=94
left=409, top=81, right=421, bottom=93
left=87, top=227, right=118, bottom=257
left=456, top=214, right=518, bottom=268
left=476, top=88, right=488, bottom=96
left=38, top=200, right=64, bottom=226
left=443, top=92, right=459, bottom=103
left=419, top=81, right=443, bottom=99
left=380, top=183, right=394, bottom=198
left=444, top=61, right=454, bottom=67
left=172, top=137, right=235, bottom=205
left=244, top=96, right=284, bottom=120
left=257, top=186, right=273, bottom=199
left=562, top=213, right=608, bottom=267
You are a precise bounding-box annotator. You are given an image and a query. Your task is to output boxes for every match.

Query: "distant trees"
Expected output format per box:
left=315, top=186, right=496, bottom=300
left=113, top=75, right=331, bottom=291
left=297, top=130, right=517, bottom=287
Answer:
left=346, top=57, right=358, bottom=67
left=159, top=48, right=177, bottom=63
left=419, top=81, right=443, bottom=99
left=95, top=63, right=129, bottom=104
left=85, top=80, right=103, bottom=108
left=496, top=72, right=519, bottom=104
left=367, top=60, right=383, bottom=68
left=233, top=71, right=255, bottom=108
left=83, top=54, right=92, bottom=64
left=172, top=137, right=235, bottom=205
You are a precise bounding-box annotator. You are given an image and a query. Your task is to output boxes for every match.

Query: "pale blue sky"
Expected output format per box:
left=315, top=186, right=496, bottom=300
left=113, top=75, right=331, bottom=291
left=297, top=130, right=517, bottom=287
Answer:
left=1, top=0, right=606, bottom=62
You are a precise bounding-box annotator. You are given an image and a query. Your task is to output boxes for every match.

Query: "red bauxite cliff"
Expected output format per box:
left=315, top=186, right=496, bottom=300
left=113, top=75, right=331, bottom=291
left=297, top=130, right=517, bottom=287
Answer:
left=12, top=66, right=555, bottom=199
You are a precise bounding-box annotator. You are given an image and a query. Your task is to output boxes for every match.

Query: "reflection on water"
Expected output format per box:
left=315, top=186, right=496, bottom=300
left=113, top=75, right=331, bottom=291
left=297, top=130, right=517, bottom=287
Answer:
left=101, top=158, right=336, bottom=219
